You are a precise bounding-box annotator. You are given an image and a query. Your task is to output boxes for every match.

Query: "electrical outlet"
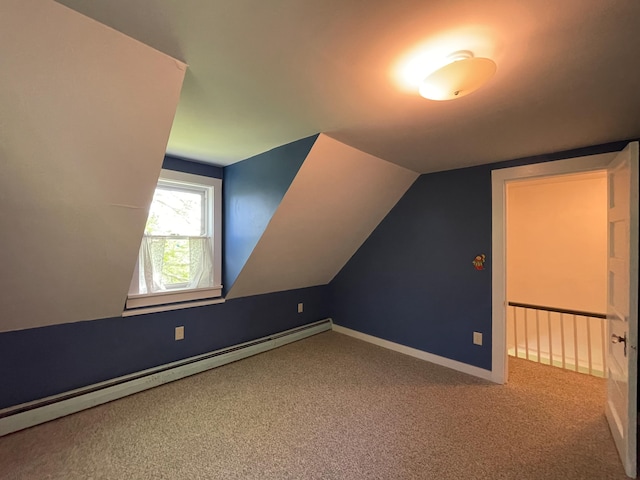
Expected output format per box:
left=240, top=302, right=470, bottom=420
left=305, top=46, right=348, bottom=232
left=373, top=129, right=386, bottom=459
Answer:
left=297, top=303, right=303, bottom=313
left=175, top=326, right=184, bottom=341
left=473, top=331, right=482, bottom=346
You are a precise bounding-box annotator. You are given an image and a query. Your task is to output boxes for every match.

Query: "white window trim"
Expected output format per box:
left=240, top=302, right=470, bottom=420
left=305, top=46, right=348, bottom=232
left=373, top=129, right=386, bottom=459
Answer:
left=124, top=169, right=223, bottom=315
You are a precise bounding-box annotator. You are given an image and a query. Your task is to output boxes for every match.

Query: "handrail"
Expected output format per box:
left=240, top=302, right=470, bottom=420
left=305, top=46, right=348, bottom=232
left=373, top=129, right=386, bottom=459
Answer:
left=507, top=301, right=606, bottom=319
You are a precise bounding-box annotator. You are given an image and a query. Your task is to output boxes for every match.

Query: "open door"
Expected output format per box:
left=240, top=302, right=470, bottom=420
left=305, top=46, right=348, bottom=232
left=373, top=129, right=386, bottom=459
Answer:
left=606, top=141, right=639, bottom=478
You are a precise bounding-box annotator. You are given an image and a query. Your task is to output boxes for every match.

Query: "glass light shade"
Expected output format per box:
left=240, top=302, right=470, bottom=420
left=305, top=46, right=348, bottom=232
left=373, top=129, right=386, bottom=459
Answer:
left=419, top=56, right=496, bottom=101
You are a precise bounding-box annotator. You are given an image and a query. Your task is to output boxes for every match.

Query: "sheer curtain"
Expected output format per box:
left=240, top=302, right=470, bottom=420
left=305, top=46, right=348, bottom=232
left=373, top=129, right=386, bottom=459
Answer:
left=139, top=236, right=213, bottom=294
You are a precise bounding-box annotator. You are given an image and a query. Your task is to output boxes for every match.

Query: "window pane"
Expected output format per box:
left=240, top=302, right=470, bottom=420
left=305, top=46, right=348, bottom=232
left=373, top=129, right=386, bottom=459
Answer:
left=145, top=186, right=204, bottom=236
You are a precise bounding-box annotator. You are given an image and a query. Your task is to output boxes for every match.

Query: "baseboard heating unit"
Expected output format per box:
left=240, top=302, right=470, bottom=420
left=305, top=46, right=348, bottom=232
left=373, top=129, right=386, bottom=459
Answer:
left=0, top=318, right=332, bottom=437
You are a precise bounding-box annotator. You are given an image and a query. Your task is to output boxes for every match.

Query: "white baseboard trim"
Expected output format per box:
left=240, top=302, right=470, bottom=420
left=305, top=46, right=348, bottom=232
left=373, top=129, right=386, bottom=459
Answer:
left=0, top=318, right=332, bottom=437
left=332, top=324, right=495, bottom=382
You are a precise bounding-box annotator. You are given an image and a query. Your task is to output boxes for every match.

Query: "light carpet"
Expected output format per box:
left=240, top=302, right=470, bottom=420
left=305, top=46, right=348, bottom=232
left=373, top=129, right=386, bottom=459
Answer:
left=0, top=331, right=629, bottom=479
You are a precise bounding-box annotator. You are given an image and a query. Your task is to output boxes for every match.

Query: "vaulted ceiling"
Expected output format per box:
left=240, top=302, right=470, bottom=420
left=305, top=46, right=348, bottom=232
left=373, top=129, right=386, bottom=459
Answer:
left=56, top=0, right=640, bottom=173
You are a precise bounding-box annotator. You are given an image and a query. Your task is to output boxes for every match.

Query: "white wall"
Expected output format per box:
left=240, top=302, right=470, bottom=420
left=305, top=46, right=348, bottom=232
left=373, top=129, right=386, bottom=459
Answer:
left=506, top=171, right=607, bottom=313
left=0, top=0, right=186, bottom=331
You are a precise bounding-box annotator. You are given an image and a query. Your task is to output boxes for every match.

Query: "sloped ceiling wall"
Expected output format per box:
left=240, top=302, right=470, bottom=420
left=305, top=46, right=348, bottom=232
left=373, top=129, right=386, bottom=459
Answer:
left=0, top=0, right=186, bottom=332
left=227, top=134, right=419, bottom=299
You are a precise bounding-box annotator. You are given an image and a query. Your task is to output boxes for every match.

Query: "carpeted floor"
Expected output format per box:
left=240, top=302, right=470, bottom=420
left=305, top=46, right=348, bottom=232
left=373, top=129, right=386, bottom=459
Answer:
left=0, top=331, right=629, bottom=479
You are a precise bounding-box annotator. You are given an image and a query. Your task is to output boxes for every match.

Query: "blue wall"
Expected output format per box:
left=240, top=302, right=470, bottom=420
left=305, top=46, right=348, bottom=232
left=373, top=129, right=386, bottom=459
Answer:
left=223, top=135, right=318, bottom=293
left=330, top=165, right=493, bottom=369
left=163, top=155, right=223, bottom=178
left=0, top=286, right=329, bottom=409
left=330, top=139, right=634, bottom=371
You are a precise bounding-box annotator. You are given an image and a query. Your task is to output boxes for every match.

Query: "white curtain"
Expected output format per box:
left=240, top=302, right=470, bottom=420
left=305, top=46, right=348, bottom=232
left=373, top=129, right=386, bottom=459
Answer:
left=139, top=236, right=213, bottom=294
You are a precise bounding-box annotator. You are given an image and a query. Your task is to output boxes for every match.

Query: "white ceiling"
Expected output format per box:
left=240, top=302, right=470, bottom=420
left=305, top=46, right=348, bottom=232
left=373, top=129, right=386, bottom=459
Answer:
left=56, top=0, right=640, bottom=173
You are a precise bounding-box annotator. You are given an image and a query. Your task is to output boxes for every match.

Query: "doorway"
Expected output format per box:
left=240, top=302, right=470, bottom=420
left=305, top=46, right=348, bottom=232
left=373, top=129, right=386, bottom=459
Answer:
left=490, top=151, right=617, bottom=384
left=505, top=171, right=608, bottom=377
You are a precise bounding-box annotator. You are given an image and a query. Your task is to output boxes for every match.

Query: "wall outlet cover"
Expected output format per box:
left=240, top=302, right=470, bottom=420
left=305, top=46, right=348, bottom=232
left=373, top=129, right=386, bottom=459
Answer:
left=175, top=326, right=185, bottom=341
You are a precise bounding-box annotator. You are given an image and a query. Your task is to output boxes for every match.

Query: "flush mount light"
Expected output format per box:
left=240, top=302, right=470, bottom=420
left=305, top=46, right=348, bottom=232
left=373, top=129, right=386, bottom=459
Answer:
left=419, top=50, right=496, bottom=101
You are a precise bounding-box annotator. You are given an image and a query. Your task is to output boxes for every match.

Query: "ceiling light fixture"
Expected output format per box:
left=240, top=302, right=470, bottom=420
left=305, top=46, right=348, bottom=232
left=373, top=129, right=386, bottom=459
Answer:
left=419, top=50, right=496, bottom=101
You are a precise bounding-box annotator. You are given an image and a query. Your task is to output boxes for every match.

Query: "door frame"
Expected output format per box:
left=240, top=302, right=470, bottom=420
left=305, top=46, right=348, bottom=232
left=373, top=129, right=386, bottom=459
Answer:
left=490, top=151, right=618, bottom=384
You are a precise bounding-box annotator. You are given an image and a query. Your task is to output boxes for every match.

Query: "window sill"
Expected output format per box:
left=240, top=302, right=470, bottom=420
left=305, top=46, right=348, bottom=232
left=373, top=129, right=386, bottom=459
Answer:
left=122, top=296, right=225, bottom=317
left=124, top=285, right=223, bottom=316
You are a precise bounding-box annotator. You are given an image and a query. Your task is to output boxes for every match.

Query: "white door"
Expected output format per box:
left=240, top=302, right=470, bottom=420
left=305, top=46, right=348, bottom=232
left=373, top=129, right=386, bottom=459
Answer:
left=606, top=141, right=639, bottom=478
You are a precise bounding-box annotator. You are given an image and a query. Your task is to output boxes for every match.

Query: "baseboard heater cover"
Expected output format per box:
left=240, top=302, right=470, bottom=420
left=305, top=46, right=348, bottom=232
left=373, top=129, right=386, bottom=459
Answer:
left=0, top=318, right=332, bottom=437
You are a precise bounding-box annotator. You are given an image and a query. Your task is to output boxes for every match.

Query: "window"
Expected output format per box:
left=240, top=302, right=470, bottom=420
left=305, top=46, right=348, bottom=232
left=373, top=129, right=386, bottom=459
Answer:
left=125, top=169, right=222, bottom=313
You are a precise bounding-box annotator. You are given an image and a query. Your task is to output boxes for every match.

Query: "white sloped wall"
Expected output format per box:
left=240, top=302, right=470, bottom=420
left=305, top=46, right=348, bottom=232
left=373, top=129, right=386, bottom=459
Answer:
left=0, top=0, right=186, bottom=331
left=227, top=134, right=419, bottom=299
